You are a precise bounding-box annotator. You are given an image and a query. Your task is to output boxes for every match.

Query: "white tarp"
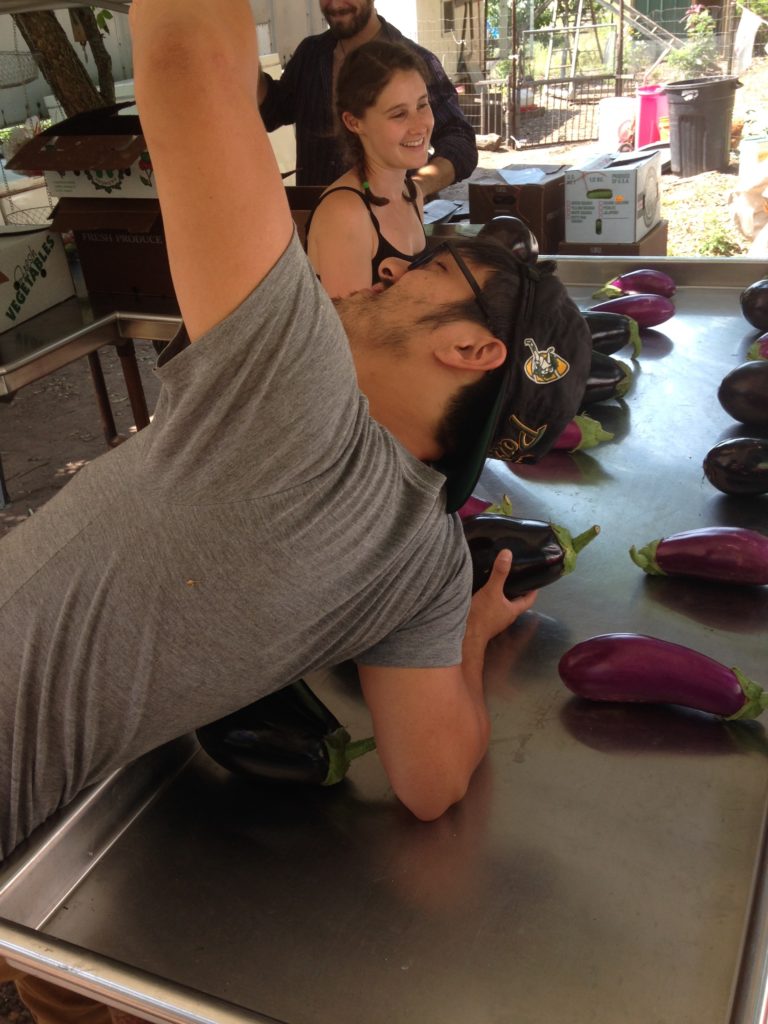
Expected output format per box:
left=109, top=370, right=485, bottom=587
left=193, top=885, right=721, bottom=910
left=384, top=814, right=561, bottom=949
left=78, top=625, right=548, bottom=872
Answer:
left=732, top=5, right=766, bottom=75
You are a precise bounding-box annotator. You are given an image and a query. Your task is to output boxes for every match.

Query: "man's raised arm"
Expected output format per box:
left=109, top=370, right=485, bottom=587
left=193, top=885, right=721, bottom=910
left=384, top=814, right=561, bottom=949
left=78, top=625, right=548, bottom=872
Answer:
left=130, top=0, right=293, bottom=341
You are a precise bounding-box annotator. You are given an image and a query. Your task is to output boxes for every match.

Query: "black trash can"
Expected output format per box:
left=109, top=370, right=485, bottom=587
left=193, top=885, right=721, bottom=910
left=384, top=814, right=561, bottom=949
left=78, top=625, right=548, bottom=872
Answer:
left=664, top=76, right=742, bottom=176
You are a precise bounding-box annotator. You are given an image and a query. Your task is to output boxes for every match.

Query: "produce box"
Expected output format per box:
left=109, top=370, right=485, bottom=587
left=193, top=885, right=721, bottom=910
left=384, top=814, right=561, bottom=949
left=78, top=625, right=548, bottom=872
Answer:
left=0, top=225, right=74, bottom=333
left=5, top=104, right=175, bottom=313
left=6, top=103, right=155, bottom=201
left=564, top=151, right=662, bottom=244
left=48, top=198, right=177, bottom=314
left=558, top=218, right=668, bottom=256
left=468, top=164, right=567, bottom=254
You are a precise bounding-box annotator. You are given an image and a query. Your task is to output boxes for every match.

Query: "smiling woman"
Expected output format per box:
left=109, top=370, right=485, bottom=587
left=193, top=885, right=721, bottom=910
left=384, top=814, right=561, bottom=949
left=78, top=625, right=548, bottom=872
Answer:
left=305, top=39, right=433, bottom=298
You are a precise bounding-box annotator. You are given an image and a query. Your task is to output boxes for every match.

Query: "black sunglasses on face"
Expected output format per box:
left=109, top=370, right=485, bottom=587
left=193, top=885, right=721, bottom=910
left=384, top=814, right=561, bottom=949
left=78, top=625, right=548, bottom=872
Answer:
left=409, top=239, right=537, bottom=340
left=407, top=241, right=492, bottom=325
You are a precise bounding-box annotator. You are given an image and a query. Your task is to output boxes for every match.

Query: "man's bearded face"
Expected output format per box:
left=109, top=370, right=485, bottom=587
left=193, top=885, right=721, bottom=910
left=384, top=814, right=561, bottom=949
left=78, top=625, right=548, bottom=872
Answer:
left=320, top=0, right=375, bottom=39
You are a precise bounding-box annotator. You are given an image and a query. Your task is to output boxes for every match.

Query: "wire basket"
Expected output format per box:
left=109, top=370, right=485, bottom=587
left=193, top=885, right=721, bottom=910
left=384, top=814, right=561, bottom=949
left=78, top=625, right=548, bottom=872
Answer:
left=0, top=51, right=39, bottom=90
left=4, top=205, right=53, bottom=225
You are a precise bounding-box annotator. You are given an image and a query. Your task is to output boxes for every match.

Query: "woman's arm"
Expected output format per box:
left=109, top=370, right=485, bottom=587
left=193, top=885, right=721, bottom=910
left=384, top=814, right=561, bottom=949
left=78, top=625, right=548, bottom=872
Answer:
left=306, top=190, right=377, bottom=299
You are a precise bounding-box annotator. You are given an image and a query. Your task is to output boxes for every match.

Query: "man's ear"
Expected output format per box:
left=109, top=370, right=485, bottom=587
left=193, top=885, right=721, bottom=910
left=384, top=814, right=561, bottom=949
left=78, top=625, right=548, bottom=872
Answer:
left=435, top=327, right=507, bottom=372
left=342, top=111, right=363, bottom=135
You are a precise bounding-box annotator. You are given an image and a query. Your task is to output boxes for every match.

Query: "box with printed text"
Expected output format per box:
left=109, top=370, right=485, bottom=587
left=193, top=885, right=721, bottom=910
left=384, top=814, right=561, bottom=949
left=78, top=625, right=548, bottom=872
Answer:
left=0, top=226, right=75, bottom=334
left=564, top=151, right=662, bottom=244
left=6, top=102, right=156, bottom=201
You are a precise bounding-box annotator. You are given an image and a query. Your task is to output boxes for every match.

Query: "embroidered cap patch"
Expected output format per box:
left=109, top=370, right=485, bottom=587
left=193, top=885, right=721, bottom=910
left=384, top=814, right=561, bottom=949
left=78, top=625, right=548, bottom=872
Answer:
left=523, top=338, right=570, bottom=384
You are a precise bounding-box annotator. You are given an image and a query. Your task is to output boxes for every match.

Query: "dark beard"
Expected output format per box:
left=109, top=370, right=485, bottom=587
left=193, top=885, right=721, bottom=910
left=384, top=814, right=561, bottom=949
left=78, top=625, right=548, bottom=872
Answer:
left=325, top=1, right=374, bottom=39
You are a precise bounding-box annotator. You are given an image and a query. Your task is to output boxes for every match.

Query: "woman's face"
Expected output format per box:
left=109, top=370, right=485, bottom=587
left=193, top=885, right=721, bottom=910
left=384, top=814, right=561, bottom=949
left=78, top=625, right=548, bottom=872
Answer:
left=345, top=69, right=434, bottom=171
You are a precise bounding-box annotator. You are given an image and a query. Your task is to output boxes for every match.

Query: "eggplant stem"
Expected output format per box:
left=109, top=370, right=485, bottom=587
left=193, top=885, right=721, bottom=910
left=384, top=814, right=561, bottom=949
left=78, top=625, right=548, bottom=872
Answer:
left=571, top=524, right=600, bottom=554
left=629, top=539, right=666, bottom=576
left=346, top=736, right=377, bottom=761
left=726, top=669, right=768, bottom=721
left=323, top=729, right=377, bottom=786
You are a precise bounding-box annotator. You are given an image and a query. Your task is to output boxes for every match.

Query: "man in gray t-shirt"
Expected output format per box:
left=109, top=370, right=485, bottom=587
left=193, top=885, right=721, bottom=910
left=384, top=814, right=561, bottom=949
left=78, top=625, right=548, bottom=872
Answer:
left=0, top=0, right=591, bottom=862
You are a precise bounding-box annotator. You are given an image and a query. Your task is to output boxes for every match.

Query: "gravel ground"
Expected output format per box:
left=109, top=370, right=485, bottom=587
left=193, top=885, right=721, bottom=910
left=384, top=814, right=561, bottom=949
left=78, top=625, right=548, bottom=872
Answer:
left=475, top=56, right=768, bottom=258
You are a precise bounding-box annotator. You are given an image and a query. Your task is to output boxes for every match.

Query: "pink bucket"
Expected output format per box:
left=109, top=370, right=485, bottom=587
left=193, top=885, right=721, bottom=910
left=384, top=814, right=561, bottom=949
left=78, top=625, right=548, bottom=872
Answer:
left=636, top=85, right=669, bottom=147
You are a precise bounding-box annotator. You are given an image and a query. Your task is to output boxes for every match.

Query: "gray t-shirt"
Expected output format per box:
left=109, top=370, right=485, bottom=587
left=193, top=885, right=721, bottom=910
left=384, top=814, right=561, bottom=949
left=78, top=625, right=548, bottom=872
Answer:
left=0, top=235, right=471, bottom=859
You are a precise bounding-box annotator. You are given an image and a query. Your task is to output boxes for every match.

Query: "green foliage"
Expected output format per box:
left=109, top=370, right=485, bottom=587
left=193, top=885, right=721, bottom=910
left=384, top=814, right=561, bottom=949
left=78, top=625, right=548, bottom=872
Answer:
left=96, top=8, right=113, bottom=35
left=698, top=219, right=742, bottom=256
left=662, top=4, right=720, bottom=80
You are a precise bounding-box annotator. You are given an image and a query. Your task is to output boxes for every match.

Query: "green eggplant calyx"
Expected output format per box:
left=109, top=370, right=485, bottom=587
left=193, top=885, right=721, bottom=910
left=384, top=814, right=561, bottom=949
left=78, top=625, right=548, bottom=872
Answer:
left=726, top=669, right=768, bottom=721
left=592, top=284, right=623, bottom=300
left=323, top=727, right=377, bottom=786
left=485, top=493, right=515, bottom=516
left=628, top=539, right=666, bottom=576
left=551, top=522, right=600, bottom=575
left=615, top=361, right=634, bottom=398
left=626, top=317, right=643, bottom=358
left=572, top=413, right=614, bottom=450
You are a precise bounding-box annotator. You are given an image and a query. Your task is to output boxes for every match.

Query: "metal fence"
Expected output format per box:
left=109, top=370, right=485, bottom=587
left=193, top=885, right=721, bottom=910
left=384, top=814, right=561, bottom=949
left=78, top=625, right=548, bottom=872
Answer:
left=422, top=0, right=761, bottom=150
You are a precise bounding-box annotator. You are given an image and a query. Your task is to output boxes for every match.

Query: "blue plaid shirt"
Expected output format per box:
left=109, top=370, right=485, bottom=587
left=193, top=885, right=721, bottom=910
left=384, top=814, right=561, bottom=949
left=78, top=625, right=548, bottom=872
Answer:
left=260, top=17, right=478, bottom=187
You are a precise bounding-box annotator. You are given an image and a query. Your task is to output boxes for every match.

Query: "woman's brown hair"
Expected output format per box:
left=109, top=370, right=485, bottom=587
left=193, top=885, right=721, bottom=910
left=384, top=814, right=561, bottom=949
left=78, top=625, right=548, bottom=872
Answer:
left=336, top=40, right=431, bottom=207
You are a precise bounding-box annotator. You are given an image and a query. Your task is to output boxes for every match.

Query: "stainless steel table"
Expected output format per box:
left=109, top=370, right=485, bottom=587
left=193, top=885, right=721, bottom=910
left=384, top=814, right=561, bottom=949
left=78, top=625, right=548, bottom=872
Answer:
left=1, top=256, right=767, bottom=1024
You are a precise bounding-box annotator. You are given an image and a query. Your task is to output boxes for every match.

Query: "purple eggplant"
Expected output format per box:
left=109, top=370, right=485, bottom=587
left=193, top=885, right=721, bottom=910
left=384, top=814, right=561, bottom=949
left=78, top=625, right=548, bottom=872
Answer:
left=703, top=437, right=768, bottom=496
left=582, top=309, right=642, bottom=357
left=629, top=526, right=768, bottom=585
left=740, top=278, right=768, bottom=331
left=747, top=333, right=768, bottom=361
left=718, top=360, right=768, bottom=428
left=558, top=633, right=767, bottom=720
left=592, top=268, right=676, bottom=301
left=457, top=495, right=491, bottom=520
left=580, top=351, right=633, bottom=408
left=462, top=513, right=599, bottom=598
left=552, top=413, right=614, bottom=451
left=588, top=293, right=675, bottom=329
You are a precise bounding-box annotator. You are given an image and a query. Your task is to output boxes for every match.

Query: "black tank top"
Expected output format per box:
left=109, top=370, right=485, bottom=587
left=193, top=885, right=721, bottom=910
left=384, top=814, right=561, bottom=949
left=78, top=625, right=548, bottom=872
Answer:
left=304, top=186, right=427, bottom=285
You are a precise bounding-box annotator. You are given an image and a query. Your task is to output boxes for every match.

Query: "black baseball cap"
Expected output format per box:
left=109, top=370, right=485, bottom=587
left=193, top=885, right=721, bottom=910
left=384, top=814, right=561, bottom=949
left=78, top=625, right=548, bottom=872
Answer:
left=411, top=224, right=593, bottom=513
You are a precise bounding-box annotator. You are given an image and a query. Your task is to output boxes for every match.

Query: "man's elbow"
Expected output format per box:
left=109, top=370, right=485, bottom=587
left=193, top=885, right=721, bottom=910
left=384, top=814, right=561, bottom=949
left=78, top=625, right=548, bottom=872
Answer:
left=390, top=739, right=488, bottom=821
left=397, top=777, right=471, bottom=822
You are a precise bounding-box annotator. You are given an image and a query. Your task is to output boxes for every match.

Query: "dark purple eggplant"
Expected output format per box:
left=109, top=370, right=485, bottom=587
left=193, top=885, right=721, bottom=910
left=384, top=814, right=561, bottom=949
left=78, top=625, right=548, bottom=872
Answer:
left=740, top=278, right=768, bottom=331
left=592, top=268, right=676, bottom=301
left=629, top=526, right=768, bottom=585
left=196, top=679, right=376, bottom=786
left=703, top=437, right=768, bottom=496
left=588, top=293, right=675, bottom=329
left=462, top=513, right=599, bottom=598
left=579, top=350, right=633, bottom=408
left=747, top=333, right=768, bottom=361
left=558, top=633, right=767, bottom=719
left=718, top=360, right=768, bottom=428
left=552, top=413, right=614, bottom=451
left=581, top=310, right=642, bottom=357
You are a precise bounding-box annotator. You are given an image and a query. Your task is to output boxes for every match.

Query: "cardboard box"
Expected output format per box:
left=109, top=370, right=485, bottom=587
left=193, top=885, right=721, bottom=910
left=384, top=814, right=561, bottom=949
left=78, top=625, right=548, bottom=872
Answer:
left=0, top=225, right=75, bottom=333
left=564, top=151, right=662, bottom=244
left=7, top=103, right=156, bottom=201
left=49, top=198, right=178, bottom=314
left=557, top=218, right=668, bottom=256
left=6, top=107, right=177, bottom=313
left=468, top=164, right=567, bottom=254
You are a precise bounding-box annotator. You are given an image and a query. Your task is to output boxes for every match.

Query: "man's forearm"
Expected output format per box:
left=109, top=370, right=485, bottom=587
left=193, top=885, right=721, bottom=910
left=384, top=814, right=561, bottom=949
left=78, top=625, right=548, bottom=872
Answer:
left=412, top=156, right=456, bottom=199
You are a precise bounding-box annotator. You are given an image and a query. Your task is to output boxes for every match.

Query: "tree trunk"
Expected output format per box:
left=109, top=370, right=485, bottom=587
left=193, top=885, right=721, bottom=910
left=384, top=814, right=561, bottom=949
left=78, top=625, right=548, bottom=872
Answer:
left=70, top=7, right=115, bottom=104
left=12, top=11, right=107, bottom=118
